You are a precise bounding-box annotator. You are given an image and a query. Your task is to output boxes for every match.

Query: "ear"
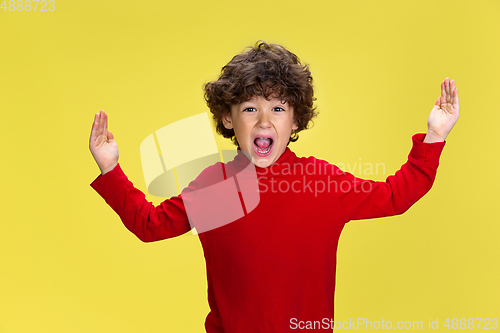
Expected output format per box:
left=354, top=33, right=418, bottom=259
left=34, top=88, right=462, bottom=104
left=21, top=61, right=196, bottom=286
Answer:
left=222, top=112, right=233, bottom=130
left=292, top=117, right=298, bottom=131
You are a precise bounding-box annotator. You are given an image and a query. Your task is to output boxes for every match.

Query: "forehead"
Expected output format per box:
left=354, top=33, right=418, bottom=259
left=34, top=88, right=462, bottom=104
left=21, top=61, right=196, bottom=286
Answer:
left=240, top=95, right=288, bottom=105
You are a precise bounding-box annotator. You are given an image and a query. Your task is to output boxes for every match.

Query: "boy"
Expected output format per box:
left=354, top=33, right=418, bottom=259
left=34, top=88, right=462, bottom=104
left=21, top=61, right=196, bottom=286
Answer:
left=89, top=41, right=459, bottom=332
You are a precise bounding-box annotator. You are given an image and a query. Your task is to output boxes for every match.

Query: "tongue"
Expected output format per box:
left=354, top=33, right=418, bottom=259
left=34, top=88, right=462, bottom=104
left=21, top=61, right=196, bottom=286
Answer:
left=255, top=138, right=271, bottom=148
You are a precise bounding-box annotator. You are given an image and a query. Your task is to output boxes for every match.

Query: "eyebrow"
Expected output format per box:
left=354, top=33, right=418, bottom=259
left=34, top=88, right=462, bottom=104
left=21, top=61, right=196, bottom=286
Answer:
left=240, top=98, right=288, bottom=105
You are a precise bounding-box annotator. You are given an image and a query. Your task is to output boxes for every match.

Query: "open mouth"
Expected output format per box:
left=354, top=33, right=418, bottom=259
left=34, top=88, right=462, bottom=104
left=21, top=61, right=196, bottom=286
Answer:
left=253, top=137, right=274, bottom=156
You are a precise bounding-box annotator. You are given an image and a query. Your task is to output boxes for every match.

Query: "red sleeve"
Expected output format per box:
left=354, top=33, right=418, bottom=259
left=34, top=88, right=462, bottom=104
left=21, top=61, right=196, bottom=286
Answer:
left=334, top=133, right=446, bottom=222
left=90, top=163, right=192, bottom=242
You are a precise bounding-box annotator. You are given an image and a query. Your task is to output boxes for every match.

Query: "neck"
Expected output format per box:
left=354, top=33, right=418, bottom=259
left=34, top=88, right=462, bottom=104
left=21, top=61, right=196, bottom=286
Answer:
left=233, top=146, right=296, bottom=173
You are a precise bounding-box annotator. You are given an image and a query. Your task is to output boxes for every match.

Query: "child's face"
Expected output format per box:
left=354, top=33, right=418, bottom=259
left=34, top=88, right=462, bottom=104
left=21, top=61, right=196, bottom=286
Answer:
left=223, top=95, right=298, bottom=168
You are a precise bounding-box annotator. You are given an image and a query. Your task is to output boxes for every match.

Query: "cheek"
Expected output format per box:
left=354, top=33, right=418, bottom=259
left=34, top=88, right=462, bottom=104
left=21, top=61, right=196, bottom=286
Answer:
left=234, top=127, right=250, bottom=145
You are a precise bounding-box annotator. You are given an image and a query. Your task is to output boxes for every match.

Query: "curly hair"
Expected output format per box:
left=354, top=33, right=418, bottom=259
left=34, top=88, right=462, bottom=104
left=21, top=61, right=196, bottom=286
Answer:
left=204, top=41, right=318, bottom=146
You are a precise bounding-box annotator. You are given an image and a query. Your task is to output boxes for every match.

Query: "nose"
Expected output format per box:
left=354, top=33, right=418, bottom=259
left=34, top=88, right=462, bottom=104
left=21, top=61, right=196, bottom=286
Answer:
left=257, top=110, right=272, bottom=129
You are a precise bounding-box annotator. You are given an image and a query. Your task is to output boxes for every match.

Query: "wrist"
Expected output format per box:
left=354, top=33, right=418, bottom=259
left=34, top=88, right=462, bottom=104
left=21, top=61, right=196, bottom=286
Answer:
left=423, top=131, right=446, bottom=143
left=101, top=163, right=118, bottom=175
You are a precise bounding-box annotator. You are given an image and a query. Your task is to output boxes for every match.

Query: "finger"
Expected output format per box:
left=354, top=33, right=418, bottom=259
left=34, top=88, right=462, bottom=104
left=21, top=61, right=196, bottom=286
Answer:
left=94, top=112, right=102, bottom=138
left=103, top=111, right=108, bottom=138
left=445, top=77, right=451, bottom=104
left=453, top=88, right=460, bottom=112
left=101, top=110, right=108, bottom=140
left=450, top=79, right=455, bottom=104
left=435, top=96, right=440, bottom=106
left=98, top=110, right=105, bottom=135
left=440, top=81, right=446, bottom=105
left=90, top=113, right=99, bottom=143
left=108, top=130, right=115, bottom=140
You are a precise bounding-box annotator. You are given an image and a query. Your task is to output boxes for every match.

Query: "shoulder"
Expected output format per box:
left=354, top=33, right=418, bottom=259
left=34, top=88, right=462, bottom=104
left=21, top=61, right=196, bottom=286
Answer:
left=178, top=161, right=227, bottom=196
left=195, top=161, right=226, bottom=186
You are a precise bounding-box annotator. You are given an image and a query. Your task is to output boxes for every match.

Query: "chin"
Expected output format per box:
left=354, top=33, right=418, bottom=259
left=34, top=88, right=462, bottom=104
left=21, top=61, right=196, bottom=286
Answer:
left=251, top=151, right=280, bottom=168
left=254, top=158, right=273, bottom=168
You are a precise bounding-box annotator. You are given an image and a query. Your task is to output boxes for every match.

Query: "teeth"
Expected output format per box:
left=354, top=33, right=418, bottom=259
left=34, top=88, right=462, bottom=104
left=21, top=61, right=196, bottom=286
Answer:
left=255, top=140, right=272, bottom=154
left=256, top=146, right=271, bottom=153
left=254, top=136, right=273, bottom=155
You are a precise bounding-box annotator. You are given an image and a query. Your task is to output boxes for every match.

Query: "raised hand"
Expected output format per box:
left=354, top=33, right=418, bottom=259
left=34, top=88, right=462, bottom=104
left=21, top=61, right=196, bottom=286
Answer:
left=424, top=77, right=460, bottom=143
left=89, top=110, right=119, bottom=175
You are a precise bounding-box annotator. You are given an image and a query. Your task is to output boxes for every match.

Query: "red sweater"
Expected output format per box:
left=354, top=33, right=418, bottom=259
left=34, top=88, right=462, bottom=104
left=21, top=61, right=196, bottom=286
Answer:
left=90, top=133, right=446, bottom=332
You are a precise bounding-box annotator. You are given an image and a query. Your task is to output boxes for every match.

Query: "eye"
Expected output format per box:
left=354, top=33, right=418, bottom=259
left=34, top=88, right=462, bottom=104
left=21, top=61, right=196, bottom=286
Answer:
left=273, top=107, right=285, bottom=112
left=243, top=107, right=256, bottom=112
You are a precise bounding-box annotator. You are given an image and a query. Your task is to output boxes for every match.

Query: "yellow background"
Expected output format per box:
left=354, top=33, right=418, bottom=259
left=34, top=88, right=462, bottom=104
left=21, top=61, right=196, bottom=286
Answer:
left=1, top=0, right=499, bottom=331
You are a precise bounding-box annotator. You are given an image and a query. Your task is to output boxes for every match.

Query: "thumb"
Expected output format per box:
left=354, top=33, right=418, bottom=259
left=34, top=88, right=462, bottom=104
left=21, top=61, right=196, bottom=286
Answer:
left=108, top=131, right=115, bottom=140
left=434, top=96, right=440, bottom=106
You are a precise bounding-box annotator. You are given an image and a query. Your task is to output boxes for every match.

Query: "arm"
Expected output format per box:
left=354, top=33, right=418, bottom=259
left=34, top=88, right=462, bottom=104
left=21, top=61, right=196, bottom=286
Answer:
left=89, top=110, right=119, bottom=175
left=89, top=110, right=191, bottom=242
left=334, top=133, right=445, bottom=222
left=334, top=78, right=459, bottom=222
left=90, top=164, right=192, bottom=242
left=423, top=77, right=460, bottom=143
